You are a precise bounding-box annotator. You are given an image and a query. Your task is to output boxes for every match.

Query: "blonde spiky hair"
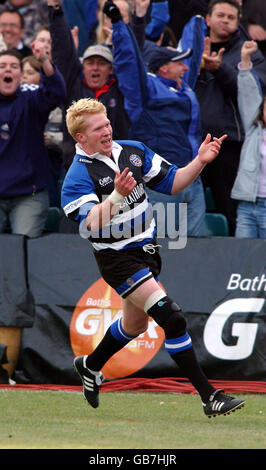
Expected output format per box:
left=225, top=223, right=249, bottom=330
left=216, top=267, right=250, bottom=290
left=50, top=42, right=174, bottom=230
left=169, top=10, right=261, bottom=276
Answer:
left=66, top=98, right=107, bottom=141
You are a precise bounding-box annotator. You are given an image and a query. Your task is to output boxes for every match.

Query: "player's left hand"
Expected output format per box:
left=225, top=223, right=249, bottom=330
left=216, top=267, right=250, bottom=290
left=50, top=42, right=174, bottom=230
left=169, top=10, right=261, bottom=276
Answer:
left=198, top=133, right=227, bottom=164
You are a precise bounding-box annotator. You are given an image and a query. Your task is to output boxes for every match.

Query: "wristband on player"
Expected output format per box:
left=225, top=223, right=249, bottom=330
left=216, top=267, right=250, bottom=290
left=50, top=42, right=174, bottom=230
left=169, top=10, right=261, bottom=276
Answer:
left=108, top=189, right=124, bottom=205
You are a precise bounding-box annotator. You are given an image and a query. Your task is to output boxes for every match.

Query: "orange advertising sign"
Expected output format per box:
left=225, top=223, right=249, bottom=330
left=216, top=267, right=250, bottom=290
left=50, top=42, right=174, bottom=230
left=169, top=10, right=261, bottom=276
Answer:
left=70, top=278, right=165, bottom=379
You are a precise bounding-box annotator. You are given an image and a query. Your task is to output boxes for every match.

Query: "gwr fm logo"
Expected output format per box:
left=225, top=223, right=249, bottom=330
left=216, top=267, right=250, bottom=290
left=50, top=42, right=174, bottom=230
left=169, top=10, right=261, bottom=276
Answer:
left=70, top=278, right=165, bottom=379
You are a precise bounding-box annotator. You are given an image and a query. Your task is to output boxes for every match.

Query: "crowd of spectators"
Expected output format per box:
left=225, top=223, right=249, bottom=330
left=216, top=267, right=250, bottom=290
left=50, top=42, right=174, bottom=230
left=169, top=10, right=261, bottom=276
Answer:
left=0, top=0, right=265, bottom=239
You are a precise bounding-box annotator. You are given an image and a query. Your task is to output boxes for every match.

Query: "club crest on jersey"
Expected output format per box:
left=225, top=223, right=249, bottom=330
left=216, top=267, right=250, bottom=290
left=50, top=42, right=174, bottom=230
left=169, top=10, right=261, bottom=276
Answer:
left=129, top=154, right=142, bottom=167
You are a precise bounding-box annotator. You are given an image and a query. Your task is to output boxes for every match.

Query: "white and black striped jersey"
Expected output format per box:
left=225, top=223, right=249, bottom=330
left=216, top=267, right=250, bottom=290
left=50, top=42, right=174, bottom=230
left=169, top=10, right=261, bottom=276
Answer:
left=61, top=140, right=178, bottom=251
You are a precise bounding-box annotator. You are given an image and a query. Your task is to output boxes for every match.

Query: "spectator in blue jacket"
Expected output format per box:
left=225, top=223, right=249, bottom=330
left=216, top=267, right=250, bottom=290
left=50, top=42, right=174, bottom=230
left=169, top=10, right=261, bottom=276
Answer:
left=0, top=42, right=66, bottom=237
left=103, top=0, right=207, bottom=238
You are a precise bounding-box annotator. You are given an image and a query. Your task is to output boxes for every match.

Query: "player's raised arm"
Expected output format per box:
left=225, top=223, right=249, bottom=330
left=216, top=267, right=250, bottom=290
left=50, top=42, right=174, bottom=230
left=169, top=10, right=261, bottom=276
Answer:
left=171, top=134, right=227, bottom=195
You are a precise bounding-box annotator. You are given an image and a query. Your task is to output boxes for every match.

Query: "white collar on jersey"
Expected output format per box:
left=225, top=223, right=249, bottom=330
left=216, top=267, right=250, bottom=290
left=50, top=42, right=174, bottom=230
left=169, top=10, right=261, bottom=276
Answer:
left=75, top=141, right=122, bottom=160
left=75, top=141, right=123, bottom=172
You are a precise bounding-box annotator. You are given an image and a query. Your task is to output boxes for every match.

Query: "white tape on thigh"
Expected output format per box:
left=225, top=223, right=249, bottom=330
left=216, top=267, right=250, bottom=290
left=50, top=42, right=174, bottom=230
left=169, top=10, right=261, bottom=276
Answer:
left=144, top=289, right=166, bottom=313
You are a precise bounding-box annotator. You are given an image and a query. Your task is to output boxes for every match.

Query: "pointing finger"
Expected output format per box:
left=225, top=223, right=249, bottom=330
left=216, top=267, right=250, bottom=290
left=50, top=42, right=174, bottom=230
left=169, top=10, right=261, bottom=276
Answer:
left=218, top=134, right=228, bottom=142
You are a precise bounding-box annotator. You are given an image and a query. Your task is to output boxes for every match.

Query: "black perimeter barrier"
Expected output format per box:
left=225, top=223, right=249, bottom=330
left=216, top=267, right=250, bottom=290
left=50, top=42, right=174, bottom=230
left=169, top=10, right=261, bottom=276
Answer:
left=0, top=234, right=265, bottom=384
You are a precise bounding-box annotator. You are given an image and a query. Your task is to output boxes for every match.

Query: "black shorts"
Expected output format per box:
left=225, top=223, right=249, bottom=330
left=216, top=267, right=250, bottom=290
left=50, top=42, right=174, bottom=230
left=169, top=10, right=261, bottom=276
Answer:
left=93, top=241, right=162, bottom=298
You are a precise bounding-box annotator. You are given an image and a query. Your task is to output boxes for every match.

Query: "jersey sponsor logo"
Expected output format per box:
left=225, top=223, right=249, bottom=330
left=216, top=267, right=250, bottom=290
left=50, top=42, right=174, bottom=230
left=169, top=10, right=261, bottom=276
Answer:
left=70, top=278, right=165, bottom=379
left=120, top=183, right=145, bottom=208
left=99, top=176, right=113, bottom=187
left=129, top=154, right=142, bottom=167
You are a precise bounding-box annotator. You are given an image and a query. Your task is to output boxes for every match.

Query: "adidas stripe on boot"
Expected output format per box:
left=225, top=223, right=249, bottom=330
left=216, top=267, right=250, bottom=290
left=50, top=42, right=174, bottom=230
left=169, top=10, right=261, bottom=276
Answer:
left=203, top=389, right=245, bottom=418
left=74, top=355, right=104, bottom=408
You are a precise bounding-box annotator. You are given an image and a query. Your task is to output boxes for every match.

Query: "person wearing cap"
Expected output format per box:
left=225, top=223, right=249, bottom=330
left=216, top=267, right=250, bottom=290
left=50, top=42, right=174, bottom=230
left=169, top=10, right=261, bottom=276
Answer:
left=46, top=0, right=131, bottom=171
left=147, top=46, right=193, bottom=88
left=103, top=0, right=207, bottom=237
